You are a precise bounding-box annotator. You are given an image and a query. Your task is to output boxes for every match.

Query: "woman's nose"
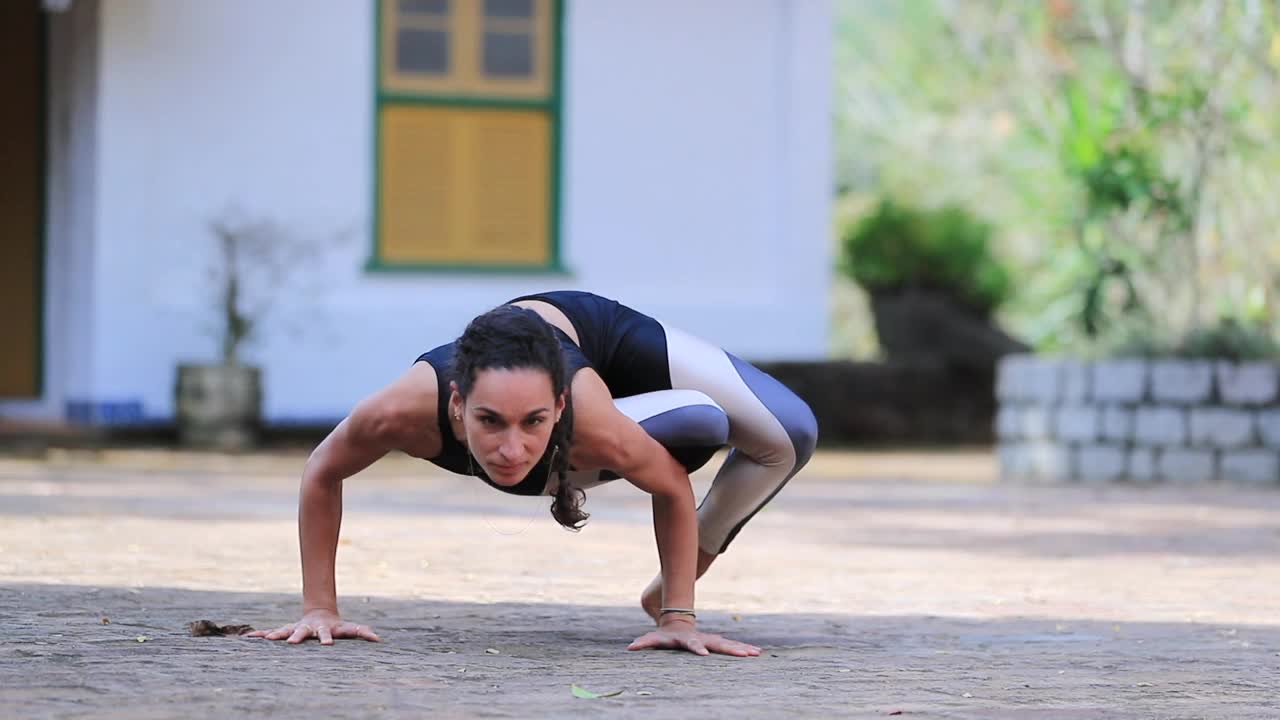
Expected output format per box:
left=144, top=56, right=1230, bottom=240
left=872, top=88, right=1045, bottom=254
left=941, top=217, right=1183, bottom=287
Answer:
left=499, top=430, right=526, bottom=462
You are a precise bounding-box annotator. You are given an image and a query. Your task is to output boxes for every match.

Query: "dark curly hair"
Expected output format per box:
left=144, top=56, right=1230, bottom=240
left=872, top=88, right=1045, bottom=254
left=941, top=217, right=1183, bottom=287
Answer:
left=452, top=305, right=587, bottom=530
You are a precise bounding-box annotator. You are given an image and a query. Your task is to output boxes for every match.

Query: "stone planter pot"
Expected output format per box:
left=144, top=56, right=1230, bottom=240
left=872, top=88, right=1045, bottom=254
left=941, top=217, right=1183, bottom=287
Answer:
left=175, top=363, right=262, bottom=451
left=869, top=289, right=1028, bottom=370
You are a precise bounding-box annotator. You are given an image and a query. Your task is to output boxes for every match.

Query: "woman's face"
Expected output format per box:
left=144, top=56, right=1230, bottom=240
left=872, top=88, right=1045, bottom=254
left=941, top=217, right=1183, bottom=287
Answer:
left=452, top=367, right=565, bottom=487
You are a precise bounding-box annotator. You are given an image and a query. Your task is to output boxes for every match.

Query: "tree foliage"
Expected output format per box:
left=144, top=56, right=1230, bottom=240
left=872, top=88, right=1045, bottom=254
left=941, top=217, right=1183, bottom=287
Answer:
left=835, top=0, right=1280, bottom=354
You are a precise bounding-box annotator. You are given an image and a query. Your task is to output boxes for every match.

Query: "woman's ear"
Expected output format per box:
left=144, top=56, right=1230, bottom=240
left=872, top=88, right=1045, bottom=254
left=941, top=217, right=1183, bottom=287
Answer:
left=448, top=382, right=463, bottom=421
left=554, top=390, right=567, bottom=423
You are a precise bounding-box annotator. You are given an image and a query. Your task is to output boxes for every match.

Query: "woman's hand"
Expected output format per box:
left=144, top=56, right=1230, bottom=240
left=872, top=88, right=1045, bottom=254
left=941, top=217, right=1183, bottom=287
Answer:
left=627, top=617, right=761, bottom=657
left=246, top=609, right=380, bottom=645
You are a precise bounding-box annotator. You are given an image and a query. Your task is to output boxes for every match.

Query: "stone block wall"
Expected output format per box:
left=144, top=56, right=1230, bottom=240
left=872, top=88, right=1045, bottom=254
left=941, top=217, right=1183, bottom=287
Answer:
left=996, top=355, right=1280, bottom=485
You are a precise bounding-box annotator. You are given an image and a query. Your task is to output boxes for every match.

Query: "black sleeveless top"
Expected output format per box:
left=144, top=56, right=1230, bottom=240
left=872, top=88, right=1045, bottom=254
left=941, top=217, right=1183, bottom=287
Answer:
left=505, top=291, right=672, bottom=400
left=415, top=291, right=676, bottom=496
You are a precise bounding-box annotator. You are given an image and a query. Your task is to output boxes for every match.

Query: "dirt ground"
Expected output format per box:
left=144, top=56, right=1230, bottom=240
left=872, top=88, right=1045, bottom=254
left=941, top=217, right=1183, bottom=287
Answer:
left=2, top=447, right=1279, bottom=719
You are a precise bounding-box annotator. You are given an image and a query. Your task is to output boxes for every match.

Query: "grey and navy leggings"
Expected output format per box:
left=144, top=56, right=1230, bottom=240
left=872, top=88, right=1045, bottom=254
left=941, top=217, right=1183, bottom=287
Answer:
left=568, top=321, right=819, bottom=554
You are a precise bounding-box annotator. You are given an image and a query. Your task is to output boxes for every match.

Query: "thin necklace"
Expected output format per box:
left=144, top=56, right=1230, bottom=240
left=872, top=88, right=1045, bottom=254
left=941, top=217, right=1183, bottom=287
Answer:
left=465, top=445, right=557, bottom=536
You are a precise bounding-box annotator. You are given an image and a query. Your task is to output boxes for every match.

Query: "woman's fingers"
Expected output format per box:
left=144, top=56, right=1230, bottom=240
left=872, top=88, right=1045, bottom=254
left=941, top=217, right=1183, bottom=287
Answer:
left=627, top=632, right=659, bottom=651
left=248, top=624, right=296, bottom=641
left=681, top=636, right=710, bottom=656
left=629, top=628, right=761, bottom=657
left=286, top=624, right=313, bottom=644
left=710, top=636, right=761, bottom=656
left=703, top=633, right=761, bottom=657
left=628, top=631, right=676, bottom=651
left=245, top=620, right=381, bottom=644
left=711, top=639, right=758, bottom=657
left=331, top=622, right=381, bottom=642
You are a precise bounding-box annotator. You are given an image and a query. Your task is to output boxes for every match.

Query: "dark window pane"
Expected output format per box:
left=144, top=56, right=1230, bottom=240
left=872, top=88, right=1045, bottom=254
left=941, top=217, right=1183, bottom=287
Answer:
left=482, top=32, right=533, bottom=77
left=400, top=0, right=448, bottom=15
left=484, top=0, right=533, bottom=19
left=397, top=29, right=449, bottom=74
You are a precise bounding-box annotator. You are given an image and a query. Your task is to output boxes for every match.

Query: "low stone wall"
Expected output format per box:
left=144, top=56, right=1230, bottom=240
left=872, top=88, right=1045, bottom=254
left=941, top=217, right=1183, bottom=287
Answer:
left=996, top=355, right=1280, bottom=484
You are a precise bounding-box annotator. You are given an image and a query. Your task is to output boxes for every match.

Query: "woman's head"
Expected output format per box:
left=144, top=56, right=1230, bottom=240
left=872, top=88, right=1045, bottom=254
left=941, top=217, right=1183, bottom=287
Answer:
left=449, top=305, right=588, bottom=529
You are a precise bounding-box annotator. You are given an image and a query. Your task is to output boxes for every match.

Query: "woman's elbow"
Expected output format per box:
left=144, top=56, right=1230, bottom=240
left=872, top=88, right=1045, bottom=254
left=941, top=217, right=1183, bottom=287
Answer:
left=621, top=440, right=692, bottom=499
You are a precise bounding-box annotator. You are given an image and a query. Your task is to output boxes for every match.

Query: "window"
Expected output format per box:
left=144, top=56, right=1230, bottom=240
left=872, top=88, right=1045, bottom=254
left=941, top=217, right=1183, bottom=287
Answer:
left=372, top=0, right=563, bottom=271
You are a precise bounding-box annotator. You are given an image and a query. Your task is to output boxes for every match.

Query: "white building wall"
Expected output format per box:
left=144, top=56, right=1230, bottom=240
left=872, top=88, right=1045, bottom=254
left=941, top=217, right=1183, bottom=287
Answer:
left=6, top=0, right=831, bottom=424
left=563, top=0, right=832, bottom=345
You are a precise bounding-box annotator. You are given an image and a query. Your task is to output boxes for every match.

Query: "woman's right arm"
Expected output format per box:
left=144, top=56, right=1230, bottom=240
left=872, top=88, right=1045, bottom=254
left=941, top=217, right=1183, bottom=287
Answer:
left=249, top=364, right=441, bottom=645
left=300, top=413, right=393, bottom=622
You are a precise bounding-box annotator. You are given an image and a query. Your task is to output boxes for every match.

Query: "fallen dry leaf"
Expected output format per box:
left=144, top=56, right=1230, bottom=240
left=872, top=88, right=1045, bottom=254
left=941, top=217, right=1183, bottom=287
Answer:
left=571, top=684, right=623, bottom=699
left=188, top=620, right=255, bottom=637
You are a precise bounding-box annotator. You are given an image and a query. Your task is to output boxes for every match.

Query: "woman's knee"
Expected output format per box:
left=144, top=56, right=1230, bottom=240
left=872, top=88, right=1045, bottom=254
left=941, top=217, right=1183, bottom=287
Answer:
left=755, top=376, right=818, bottom=471
left=789, top=400, right=818, bottom=470
left=718, top=353, right=819, bottom=470
left=737, top=392, right=818, bottom=471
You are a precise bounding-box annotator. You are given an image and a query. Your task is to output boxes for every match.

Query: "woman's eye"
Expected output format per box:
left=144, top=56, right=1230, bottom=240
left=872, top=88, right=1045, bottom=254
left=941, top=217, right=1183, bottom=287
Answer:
left=479, top=416, right=498, bottom=426
left=525, top=417, right=544, bottom=427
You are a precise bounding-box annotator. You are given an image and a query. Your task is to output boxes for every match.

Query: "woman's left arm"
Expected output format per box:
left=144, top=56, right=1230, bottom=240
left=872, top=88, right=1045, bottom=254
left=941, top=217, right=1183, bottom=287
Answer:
left=569, top=371, right=760, bottom=658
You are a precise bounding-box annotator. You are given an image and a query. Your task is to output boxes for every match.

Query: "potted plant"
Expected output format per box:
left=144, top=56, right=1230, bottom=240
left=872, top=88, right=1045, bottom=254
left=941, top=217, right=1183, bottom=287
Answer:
left=839, top=197, right=1028, bottom=370
left=175, top=210, right=340, bottom=450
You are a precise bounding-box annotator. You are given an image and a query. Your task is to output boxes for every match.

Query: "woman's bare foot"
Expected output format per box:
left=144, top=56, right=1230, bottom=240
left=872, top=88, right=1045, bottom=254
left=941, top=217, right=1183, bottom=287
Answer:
left=640, top=550, right=718, bottom=623
left=640, top=574, right=663, bottom=624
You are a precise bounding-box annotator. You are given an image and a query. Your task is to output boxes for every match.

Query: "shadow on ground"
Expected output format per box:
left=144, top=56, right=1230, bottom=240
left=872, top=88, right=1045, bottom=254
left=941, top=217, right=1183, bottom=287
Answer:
left=4, top=583, right=1277, bottom=719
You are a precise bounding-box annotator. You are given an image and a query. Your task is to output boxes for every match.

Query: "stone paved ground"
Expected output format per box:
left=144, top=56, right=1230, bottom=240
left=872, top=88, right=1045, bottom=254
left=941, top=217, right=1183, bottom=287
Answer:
left=2, top=448, right=1279, bottom=718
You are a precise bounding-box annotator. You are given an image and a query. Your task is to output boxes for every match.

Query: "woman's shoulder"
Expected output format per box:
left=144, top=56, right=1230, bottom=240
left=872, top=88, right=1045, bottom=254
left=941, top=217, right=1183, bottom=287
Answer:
left=362, top=359, right=447, bottom=460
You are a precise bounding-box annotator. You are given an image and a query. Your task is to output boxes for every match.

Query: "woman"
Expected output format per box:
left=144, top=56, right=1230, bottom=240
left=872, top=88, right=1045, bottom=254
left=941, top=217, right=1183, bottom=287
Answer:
left=249, top=291, right=818, bottom=657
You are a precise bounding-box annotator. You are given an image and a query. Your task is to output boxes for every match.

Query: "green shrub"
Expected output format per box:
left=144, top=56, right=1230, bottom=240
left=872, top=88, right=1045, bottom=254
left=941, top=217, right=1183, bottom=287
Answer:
left=840, top=198, right=1012, bottom=312
left=1100, top=317, right=1279, bottom=361
left=1177, top=319, right=1279, bottom=361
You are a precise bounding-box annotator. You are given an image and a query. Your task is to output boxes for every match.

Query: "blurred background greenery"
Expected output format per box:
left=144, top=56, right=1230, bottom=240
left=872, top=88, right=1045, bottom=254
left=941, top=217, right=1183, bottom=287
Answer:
left=831, top=0, right=1280, bottom=362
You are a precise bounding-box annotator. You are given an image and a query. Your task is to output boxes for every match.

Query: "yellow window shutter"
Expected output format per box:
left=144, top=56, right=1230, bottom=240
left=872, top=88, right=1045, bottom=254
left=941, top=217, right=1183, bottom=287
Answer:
left=379, top=105, right=460, bottom=263
left=379, top=105, right=549, bottom=265
left=465, top=110, right=550, bottom=264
